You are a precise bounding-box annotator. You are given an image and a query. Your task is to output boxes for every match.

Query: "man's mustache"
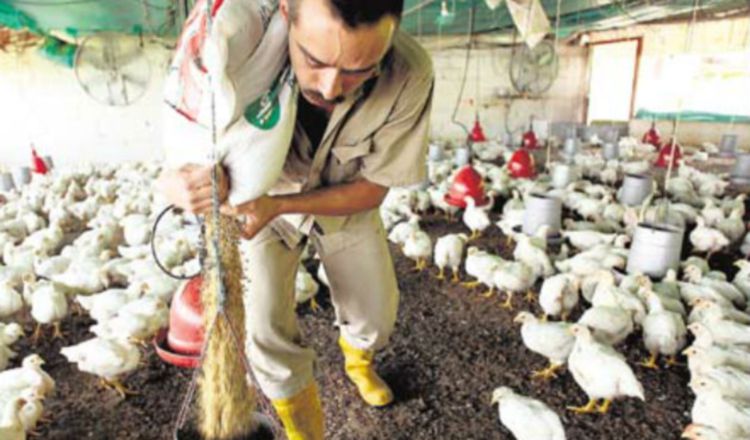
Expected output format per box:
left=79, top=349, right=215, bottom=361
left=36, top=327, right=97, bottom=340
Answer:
left=302, top=89, right=345, bottom=105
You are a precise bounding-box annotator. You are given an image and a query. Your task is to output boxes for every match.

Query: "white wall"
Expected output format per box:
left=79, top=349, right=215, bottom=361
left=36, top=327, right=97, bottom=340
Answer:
left=0, top=37, right=173, bottom=168
left=588, top=16, right=750, bottom=148
left=421, top=37, right=589, bottom=144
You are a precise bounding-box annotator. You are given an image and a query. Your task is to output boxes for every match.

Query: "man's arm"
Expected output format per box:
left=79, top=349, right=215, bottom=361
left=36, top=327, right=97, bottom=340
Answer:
left=221, top=179, right=388, bottom=239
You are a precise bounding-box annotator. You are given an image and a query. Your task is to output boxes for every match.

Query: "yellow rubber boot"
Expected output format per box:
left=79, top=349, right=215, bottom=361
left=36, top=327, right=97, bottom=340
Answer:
left=338, top=337, right=394, bottom=407
left=271, top=383, right=325, bottom=440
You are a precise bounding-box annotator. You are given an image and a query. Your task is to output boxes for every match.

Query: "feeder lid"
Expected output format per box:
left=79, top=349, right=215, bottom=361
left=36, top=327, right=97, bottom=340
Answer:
left=508, top=149, right=536, bottom=179
left=654, top=141, right=682, bottom=168
left=166, top=276, right=205, bottom=357
left=469, top=118, right=487, bottom=143
left=154, top=328, right=200, bottom=369
left=522, top=129, right=538, bottom=150
left=30, top=146, right=48, bottom=175
left=445, top=165, right=489, bottom=208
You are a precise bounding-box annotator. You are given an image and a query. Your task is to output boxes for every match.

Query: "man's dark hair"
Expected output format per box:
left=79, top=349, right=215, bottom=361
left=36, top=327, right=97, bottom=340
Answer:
left=288, top=0, right=404, bottom=28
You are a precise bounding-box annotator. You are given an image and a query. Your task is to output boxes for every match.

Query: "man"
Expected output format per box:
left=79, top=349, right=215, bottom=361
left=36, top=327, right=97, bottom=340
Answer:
left=158, top=0, right=433, bottom=438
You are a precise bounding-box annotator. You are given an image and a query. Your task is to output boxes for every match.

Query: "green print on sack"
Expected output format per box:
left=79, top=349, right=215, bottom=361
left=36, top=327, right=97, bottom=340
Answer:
left=244, top=71, right=285, bottom=130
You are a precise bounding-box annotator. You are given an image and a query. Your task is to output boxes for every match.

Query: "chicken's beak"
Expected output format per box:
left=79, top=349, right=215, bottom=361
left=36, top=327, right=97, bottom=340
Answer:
left=681, top=424, right=696, bottom=438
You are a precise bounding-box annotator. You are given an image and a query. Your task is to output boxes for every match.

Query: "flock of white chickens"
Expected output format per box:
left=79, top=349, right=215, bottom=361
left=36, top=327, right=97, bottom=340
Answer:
left=0, top=162, right=199, bottom=439
left=0, top=133, right=748, bottom=439
left=380, top=135, right=750, bottom=440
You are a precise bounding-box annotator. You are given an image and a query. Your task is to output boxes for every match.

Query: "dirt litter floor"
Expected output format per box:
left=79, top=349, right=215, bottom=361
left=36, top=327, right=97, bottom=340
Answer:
left=20, top=198, right=750, bottom=440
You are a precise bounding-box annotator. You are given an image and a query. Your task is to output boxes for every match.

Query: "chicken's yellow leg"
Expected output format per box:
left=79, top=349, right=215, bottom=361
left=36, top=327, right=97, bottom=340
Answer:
left=639, top=352, right=659, bottom=370
left=531, top=363, right=562, bottom=380
left=481, top=286, right=495, bottom=298
left=525, top=290, right=536, bottom=303
left=31, top=323, right=43, bottom=344
left=501, top=293, right=514, bottom=310
left=52, top=322, right=65, bottom=339
left=567, top=398, right=599, bottom=414
left=435, top=267, right=446, bottom=280
left=310, top=297, right=320, bottom=313
left=462, top=280, right=481, bottom=289
left=451, top=268, right=460, bottom=284
left=598, top=399, right=612, bottom=414
left=107, top=379, right=139, bottom=399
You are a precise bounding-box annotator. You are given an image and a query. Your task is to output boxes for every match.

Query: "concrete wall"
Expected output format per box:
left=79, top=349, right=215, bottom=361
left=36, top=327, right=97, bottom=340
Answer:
left=0, top=37, right=173, bottom=168
left=420, top=36, right=589, bottom=144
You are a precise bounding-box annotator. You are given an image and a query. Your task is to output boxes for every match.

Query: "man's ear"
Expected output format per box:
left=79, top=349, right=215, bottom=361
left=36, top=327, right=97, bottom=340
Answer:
left=279, top=0, right=290, bottom=24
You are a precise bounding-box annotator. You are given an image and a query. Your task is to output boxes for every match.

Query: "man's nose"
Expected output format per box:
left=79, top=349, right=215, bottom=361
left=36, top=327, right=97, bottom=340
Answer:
left=319, top=68, right=343, bottom=101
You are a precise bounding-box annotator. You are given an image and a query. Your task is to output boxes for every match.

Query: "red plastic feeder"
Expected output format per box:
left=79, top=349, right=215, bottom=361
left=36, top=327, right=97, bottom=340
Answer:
left=508, top=149, right=536, bottom=179
left=445, top=165, right=489, bottom=208
left=642, top=122, right=661, bottom=148
left=154, top=276, right=204, bottom=368
left=654, top=140, right=682, bottom=169
left=31, top=145, right=48, bottom=175
left=522, top=129, right=538, bottom=150
left=469, top=118, right=487, bottom=143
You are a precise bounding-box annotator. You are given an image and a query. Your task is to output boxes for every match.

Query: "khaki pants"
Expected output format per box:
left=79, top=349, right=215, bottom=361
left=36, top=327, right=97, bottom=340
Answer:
left=240, top=212, right=400, bottom=399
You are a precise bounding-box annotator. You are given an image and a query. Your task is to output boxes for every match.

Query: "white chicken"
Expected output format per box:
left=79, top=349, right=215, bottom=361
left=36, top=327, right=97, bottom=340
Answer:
left=433, top=233, right=468, bottom=282
left=28, top=280, right=68, bottom=342
left=463, top=247, right=504, bottom=294
left=492, top=261, right=536, bottom=309
left=0, top=282, right=23, bottom=318
left=387, top=214, right=420, bottom=245
left=90, top=296, right=168, bottom=343
left=577, top=306, right=634, bottom=346
left=0, top=355, right=55, bottom=398
left=539, top=273, right=580, bottom=321
left=567, top=324, right=644, bottom=414
left=683, top=344, right=750, bottom=376
left=462, top=195, right=492, bottom=240
left=76, top=287, right=140, bottom=323
left=491, top=386, right=566, bottom=440
left=690, top=389, right=750, bottom=439
left=688, top=321, right=750, bottom=346
left=690, top=217, right=730, bottom=258
left=61, top=336, right=141, bottom=398
left=639, top=292, right=687, bottom=369
left=513, top=232, right=554, bottom=280
left=295, top=265, right=320, bottom=311
left=0, top=397, right=26, bottom=440
left=514, top=312, right=575, bottom=380
left=690, top=366, right=750, bottom=402
left=402, top=229, right=432, bottom=271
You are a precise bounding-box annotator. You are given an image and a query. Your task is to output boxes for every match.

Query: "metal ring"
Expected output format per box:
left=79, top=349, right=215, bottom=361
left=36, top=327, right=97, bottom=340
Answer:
left=150, top=204, right=202, bottom=280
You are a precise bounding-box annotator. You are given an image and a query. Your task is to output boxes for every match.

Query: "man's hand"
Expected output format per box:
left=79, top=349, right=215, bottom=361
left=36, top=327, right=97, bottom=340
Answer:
left=221, top=195, right=281, bottom=240
left=155, top=164, right=229, bottom=214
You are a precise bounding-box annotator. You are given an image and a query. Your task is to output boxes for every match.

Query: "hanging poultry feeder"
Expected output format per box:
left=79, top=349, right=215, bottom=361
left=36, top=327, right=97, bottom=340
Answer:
left=522, top=129, right=538, bottom=150
left=719, top=134, right=738, bottom=158
left=0, top=173, right=15, bottom=193
left=445, top=165, right=489, bottom=208
left=154, top=276, right=204, bottom=369
left=454, top=146, right=471, bottom=167
left=469, top=117, right=487, bottom=143
left=30, top=145, right=48, bottom=175
left=522, top=192, right=562, bottom=237
left=507, top=148, right=536, bottom=179
left=731, top=152, right=750, bottom=185
left=654, top=140, right=682, bottom=169
left=617, top=173, right=653, bottom=206
left=602, top=142, right=619, bottom=160
left=642, top=121, right=661, bottom=148
left=43, top=155, right=54, bottom=170
left=551, top=163, right=579, bottom=189
left=11, top=166, right=31, bottom=188
left=428, top=143, right=445, bottom=162
left=627, top=222, right=684, bottom=278
left=562, top=137, right=578, bottom=160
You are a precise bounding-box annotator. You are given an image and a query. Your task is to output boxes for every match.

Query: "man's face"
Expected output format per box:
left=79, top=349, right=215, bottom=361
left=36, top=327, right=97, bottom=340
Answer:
left=281, top=0, right=396, bottom=112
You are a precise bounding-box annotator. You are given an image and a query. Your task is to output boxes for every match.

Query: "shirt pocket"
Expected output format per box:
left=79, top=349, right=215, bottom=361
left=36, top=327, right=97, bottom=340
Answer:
left=324, top=138, right=373, bottom=184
